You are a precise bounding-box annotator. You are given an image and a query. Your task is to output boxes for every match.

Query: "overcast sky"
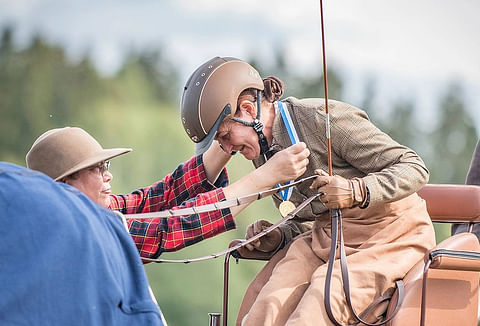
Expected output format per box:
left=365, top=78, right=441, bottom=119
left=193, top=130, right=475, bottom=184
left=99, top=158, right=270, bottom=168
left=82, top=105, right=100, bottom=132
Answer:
left=1, top=0, right=479, bottom=129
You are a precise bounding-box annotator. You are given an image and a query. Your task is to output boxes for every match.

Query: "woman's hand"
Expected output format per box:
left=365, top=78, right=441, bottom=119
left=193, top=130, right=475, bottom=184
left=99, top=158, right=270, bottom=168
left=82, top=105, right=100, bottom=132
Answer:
left=222, top=142, right=309, bottom=217
left=309, top=169, right=365, bottom=209
left=243, top=219, right=283, bottom=252
left=260, top=142, right=310, bottom=184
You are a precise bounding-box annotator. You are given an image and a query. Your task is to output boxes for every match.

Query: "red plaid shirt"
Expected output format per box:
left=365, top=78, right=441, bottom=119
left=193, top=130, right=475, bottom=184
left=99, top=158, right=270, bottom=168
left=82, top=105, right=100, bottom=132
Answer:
left=109, top=155, right=235, bottom=258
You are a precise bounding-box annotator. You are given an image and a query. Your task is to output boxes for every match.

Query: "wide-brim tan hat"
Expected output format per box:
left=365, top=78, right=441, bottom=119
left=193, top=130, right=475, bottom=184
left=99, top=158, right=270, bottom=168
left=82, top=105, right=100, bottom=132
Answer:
left=26, top=127, right=132, bottom=181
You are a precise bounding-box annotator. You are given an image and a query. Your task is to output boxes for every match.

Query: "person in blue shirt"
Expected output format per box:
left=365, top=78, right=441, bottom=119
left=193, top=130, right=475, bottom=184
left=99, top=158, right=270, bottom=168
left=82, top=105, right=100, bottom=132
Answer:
left=0, top=162, right=166, bottom=326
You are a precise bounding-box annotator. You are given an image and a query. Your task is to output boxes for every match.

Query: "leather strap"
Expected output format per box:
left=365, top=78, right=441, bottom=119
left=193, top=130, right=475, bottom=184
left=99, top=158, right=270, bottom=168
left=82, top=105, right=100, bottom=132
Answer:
left=324, top=209, right=404, bottom=326
left=231, top=90, right=271, bottom=156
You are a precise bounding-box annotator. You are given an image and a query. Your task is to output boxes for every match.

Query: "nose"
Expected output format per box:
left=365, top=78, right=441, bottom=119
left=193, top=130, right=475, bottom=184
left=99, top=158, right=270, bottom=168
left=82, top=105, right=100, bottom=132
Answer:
left=103, top=170, right=113, bottom=182
left=219, top=141, right=235, bottom=154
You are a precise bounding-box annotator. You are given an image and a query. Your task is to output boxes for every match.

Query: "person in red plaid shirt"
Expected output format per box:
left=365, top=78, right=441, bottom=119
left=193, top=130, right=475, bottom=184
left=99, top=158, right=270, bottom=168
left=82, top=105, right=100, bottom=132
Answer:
left=26, top=126, right=310, bottom=259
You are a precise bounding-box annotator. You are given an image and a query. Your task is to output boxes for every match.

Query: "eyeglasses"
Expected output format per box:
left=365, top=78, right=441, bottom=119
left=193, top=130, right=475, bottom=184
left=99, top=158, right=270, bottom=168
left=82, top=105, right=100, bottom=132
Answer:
left=89, top=161, right=110, bottom=176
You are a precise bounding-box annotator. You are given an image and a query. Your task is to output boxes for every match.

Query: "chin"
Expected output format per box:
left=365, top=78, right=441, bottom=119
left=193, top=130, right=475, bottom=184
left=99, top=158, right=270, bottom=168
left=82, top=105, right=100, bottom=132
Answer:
left=241, top=147, right=260, bottom=161
left=242, top=152, right=256, bottom=161
left=100, top=196, right=111, bottom=208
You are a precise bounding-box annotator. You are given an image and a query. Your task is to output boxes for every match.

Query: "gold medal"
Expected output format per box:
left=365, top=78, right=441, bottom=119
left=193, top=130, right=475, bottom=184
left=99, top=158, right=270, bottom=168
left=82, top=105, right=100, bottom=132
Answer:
left=279, top=200, right=296, bottom=217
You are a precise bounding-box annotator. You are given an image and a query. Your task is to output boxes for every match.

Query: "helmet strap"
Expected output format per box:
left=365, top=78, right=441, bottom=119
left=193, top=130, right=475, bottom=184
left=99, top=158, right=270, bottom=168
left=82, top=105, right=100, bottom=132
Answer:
left=230, top=90, right=271, bottom=157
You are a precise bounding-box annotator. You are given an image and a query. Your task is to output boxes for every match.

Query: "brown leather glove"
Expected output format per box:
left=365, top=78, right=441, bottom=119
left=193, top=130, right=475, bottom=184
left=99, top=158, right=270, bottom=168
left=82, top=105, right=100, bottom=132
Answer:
left=310, top=169, right=365, bottom=209
left=229, top=239, right=273, bottom=260
left=243, top=220, right=283, bottom=253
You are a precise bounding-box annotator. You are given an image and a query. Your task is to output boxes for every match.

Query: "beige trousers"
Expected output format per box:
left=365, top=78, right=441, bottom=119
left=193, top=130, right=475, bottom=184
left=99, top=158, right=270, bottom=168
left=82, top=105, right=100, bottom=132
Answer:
left=240, top=194, right=435, bottom=326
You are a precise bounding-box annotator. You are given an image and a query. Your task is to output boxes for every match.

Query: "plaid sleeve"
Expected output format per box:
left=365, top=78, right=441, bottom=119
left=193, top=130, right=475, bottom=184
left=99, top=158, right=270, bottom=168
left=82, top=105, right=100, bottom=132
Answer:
left=109, top=154, right=228, bottom=213
left=109, top=155, right=234, bottom=258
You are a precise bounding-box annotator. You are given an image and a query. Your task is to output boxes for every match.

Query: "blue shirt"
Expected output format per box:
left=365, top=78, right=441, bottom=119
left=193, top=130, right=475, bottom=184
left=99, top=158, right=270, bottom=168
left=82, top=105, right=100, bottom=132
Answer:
left=0, top=162, right=164, bottom=325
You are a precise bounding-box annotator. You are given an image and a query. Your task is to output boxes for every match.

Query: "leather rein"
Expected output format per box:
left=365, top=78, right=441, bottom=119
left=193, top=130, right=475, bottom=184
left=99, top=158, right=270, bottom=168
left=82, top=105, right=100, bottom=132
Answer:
left=318, top=1, right=404, bottom=324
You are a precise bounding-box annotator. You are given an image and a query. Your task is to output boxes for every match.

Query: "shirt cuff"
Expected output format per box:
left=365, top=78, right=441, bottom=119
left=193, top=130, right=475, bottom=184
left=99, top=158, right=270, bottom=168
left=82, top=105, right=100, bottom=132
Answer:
left=363, top=175, right=379, bottom=206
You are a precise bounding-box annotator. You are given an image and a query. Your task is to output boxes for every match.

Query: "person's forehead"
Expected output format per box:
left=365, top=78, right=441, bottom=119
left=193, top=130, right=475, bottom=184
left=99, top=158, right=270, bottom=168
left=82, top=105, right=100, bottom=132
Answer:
left=217, top=119, right=233, bottom=134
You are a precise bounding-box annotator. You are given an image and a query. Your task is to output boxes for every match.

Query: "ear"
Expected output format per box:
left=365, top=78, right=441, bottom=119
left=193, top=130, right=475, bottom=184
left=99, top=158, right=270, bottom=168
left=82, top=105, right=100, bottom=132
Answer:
left=238, top=99, right=257, bottom=119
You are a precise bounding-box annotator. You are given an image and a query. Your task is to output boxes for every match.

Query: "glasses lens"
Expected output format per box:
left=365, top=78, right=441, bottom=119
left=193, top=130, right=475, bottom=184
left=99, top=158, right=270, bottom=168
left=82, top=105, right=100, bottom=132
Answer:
left=90, top=161, right=110, bottom=175
left=100, top=161, right=110, bottom=175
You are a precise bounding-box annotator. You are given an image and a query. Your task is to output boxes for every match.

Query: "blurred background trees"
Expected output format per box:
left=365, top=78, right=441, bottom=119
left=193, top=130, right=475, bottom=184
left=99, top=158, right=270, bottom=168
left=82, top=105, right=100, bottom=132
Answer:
left=1, top=27, right=478, bottom=325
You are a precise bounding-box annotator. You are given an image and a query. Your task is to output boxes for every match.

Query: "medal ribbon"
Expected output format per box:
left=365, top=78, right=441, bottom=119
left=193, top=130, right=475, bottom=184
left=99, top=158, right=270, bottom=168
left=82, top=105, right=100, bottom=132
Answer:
left=275, top=100, right=300, bottom=201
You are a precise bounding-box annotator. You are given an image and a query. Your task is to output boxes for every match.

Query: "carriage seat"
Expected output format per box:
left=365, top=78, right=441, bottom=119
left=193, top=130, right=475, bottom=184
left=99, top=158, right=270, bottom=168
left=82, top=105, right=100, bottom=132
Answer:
left=386, top=184, right=480, bottom=326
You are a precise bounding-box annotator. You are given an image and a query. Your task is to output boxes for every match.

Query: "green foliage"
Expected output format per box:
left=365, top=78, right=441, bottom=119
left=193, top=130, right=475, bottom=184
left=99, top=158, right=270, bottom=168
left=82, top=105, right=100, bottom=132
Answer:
left=427, top=83, right=478, bottom=184
left=0, top=28, right=103, bottom=164
left=117, top=49, right=179, bottom=105
left=247, top=45, right=343, bottom=101
left=1, top=27, right=478, bottom=325
left=361, top=80, right=478, bottom=244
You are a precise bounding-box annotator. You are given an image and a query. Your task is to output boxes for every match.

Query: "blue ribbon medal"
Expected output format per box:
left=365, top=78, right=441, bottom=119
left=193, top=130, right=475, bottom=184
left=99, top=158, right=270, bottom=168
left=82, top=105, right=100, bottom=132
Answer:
left=275, top=101, right=300, bottom=217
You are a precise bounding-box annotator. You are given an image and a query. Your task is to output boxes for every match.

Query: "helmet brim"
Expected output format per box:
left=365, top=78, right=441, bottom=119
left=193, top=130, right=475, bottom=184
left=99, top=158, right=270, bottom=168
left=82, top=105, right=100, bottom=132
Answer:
left=194, top=104, right=232, bottom=155
left=194, top=129, right=216, bottom=155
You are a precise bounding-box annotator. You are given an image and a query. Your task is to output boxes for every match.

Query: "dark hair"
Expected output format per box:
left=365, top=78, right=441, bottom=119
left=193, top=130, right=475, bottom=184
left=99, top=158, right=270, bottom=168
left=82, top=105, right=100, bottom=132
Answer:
left=262, top=76, right=284, bottom=102
left=238, top=76, right=284, bottom=104
left=59, top=171, right=79, bottom=183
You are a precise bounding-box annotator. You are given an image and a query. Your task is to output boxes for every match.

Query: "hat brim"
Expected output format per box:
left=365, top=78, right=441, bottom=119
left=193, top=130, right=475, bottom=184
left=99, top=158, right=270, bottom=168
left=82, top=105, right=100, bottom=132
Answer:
left=55, top=148, right=132, bottom=181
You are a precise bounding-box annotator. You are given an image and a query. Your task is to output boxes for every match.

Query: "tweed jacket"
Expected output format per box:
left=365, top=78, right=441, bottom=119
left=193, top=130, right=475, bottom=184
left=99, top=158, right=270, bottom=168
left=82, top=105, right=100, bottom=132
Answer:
left=253, top=97, right=429, bottom=243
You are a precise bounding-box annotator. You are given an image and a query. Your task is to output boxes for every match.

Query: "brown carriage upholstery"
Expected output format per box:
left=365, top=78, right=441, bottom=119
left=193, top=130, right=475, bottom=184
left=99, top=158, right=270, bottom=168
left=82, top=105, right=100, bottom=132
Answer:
left=418, top=184, right=480, bottom=223
left=386, top=184, right=480, bottom=325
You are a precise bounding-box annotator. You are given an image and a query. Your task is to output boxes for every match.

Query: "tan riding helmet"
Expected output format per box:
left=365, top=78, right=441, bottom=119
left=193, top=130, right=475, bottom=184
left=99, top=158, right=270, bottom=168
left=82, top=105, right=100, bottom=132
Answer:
left=26, top=127, right=132, bottom=181
left=180, top=56, right=264, bottom=154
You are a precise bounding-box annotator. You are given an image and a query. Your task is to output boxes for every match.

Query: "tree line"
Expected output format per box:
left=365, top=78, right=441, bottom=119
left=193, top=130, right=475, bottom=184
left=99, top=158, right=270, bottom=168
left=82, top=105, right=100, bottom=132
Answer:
left=1, top=26, right=478, bottom=325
